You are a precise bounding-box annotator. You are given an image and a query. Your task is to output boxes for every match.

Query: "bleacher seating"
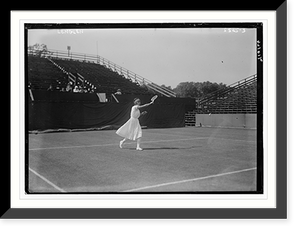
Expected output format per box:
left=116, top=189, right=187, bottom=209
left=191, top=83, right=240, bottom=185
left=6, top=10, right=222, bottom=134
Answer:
left=28, top=56, right=69, bottom=91
left=185, top=75, right=257, bottom=126
left=28, top=55, right=151, bottom=95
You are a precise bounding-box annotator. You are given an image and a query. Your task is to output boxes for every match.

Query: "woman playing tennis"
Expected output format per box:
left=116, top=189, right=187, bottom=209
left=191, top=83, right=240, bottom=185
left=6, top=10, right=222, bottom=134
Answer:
left=116, top=96, right=157, bottom=151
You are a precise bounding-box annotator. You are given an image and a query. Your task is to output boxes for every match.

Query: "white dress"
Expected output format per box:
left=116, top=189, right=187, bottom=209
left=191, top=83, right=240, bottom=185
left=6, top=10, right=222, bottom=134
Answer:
left=116, top=105, right=142, bottom=140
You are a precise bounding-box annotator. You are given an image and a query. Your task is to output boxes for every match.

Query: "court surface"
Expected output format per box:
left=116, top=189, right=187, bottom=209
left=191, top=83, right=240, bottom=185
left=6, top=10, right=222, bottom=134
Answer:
left=28, top=127, right=257, bottom=193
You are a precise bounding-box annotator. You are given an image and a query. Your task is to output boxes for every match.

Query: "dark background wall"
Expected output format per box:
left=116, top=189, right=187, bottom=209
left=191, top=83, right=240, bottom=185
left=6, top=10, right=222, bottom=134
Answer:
left=28, top=91, right=195, bottom=131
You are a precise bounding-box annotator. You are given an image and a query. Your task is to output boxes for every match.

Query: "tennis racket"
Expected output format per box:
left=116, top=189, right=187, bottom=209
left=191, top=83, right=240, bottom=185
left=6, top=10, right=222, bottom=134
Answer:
left=151, top=95, right=158, bottom=102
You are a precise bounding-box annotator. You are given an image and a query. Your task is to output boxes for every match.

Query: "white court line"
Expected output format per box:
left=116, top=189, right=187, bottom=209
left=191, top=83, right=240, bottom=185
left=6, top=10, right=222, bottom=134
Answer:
left=29, top=168, right=67, bottom=193
left=122, top=167, right=257, bottom=192
left=29, top=142, right=119, bottom=151
left=29, top=137, right=255, bottom=151
left=29, top=137, right=208, bottom=151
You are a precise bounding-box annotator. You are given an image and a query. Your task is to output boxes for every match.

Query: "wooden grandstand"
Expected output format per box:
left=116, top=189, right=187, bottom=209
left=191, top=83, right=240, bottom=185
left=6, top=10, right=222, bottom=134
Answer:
left=185, top=75, right=257, bottom=126
left=27, top=48, right=176, bottom=97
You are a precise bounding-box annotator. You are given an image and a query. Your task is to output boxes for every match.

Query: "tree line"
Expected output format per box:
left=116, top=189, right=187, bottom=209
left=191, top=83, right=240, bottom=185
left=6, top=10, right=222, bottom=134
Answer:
left=162, top=81, right=227, bottom=98
left=28, top=43, right=52, bottom=57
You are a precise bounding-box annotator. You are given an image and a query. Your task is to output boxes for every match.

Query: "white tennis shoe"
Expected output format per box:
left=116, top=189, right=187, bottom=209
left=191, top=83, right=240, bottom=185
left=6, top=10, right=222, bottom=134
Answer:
left=119, top=140, right=124, bottom=149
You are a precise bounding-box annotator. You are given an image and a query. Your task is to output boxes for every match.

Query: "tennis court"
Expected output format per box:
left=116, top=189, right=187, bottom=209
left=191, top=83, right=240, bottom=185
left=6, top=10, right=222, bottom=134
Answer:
left=28, top=127, right=257, bottom=193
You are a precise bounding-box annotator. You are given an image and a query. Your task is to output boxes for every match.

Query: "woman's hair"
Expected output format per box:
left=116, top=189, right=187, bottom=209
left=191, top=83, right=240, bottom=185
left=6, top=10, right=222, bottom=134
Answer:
left=133, top=98, right=140, bottom=105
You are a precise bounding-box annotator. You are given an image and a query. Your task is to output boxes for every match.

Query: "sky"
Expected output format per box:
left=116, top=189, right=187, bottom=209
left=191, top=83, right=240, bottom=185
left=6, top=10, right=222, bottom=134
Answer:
left=28, top=27, right=257, bottom=88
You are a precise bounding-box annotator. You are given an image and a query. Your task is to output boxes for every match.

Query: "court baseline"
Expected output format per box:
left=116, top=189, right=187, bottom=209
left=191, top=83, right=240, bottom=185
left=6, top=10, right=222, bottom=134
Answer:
left=29, top=167, right=256, bottom=193
left=122, top=167, right=257, bottom=192
left=29, top=136, right=255, bottom=151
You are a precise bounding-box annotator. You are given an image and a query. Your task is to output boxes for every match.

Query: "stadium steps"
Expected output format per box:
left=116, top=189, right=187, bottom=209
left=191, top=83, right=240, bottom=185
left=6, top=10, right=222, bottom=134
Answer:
left=28, top=48, right=177, bottom=97
left=185, top=112, right=196, bottom=127
left=28, top=56, right=69, bottom=90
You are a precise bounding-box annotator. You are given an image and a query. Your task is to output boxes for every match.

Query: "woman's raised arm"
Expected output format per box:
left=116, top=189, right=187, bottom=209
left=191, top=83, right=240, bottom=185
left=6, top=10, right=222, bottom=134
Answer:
left=137, top=101, right=153, bottom=109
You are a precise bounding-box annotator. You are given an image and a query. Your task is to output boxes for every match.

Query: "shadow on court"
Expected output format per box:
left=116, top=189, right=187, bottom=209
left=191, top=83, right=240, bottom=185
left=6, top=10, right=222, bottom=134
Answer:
left=127, top=146, right=202, bottom=151
left=28, top=127, right=257, bottom=193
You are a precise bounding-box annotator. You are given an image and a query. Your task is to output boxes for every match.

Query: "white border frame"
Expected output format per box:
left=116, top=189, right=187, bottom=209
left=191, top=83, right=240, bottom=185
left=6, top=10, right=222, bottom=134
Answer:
left=10, top=10, right=276, bottom=208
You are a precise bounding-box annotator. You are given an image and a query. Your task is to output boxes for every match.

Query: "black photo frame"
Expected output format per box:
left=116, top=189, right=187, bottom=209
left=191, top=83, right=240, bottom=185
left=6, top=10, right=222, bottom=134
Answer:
left=1, top=1, right=288, bottom=220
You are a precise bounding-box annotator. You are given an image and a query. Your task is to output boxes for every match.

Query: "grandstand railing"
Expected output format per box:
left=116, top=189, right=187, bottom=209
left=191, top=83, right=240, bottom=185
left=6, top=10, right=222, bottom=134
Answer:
left=28, top=48, right=177, bottom=98
left=196, top=74, right=257, bottom=107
